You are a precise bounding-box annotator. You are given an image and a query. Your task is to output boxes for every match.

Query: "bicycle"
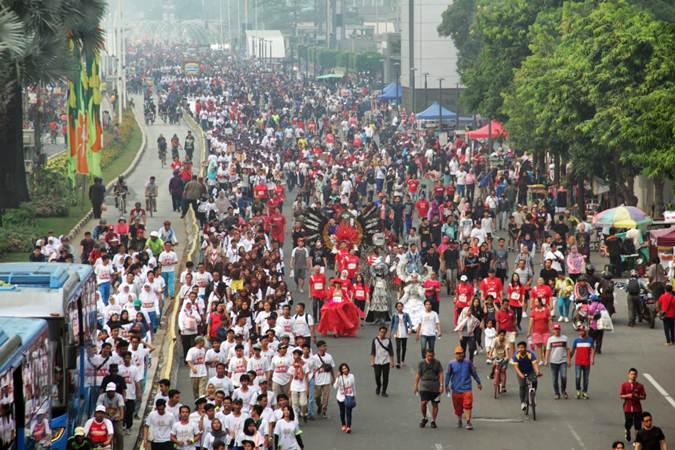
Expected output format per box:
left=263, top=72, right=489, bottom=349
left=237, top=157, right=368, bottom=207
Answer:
left=523, top=373, right=541, bottom=420
left=115, top=193, right=127, bottom=214
left=159, top=147, right=167, bottom=167
left=145, top=196, right=156, bottom=217
left=492, top=358, right=507, bottom=399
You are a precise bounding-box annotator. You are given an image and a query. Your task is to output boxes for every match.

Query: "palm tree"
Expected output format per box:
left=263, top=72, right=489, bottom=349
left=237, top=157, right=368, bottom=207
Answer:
left=0, top=0, right=105, bottom=208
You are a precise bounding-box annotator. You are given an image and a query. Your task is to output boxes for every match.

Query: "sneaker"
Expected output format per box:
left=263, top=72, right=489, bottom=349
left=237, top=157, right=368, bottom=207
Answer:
left=558, top=316, right=564, bottom=322
left=396, top=364, right=401, bottom=369
left=488, top=371, right=494, bottom=380
left=419, top=418, right=428, bottom=428
left=501, top=385, right=507, bottom=393
left=625, top=430, right=631, bottom=442
left=457, top=418, right=463, bottom=428
left=520, top=402, right=527, bottom=411
left=375, top=388, right=380, bottom=396
left=582, top=392, right=589, bottom=400
left=381, top=392, right=389, bottom=398
left=538, top=360, right=544, bottom=366
left=486, top=358, right=493, bottom=365
left=430, top=421, right=437, bottom=429
left=465, top=421, right=473, bottom=430
left=522, top=311, right=528, bottom=318
left=346, top=427, right=351, bottom=434
left=576, top=391, right=582, bottom=399
left=322, top=412, right=328, bottom=419
left=554, top=394, right=561, bottom=400
left=562, top=392, right=568, bottom=399
left=564, top=317, right=570, bottom=323
left=341, top=425, right=347, bottom=432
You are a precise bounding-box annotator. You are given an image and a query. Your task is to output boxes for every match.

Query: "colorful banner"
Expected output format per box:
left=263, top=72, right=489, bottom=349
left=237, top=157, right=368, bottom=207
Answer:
left=66, top=39, right=81, bottom=185
left=86, top=52, right=103, bottom=177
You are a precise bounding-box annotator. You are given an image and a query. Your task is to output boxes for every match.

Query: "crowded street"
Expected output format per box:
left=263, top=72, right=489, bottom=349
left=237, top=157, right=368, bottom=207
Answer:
left=1, top=3, right=674, bottom=450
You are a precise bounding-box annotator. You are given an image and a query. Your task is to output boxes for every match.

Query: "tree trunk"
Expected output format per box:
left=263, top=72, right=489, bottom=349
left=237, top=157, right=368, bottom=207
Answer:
left=577, top=175, right=586, bottom=218
left=553, top=151, right=561, bottom=186
left=653, top=176, right=665, bottom=219
left=0, top=76, right=30, bottom=208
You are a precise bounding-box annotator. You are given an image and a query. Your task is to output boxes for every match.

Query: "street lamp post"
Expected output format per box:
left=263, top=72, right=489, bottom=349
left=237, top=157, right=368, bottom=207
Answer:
left=423, top=72, right=429, bottom=107
left=438, top=78, right=444, bottom=130
left=410, top=67, right=417, bottom=113
left=393, top=63, right=401, bottom=106
left=455, top=82, right=460, bottom=129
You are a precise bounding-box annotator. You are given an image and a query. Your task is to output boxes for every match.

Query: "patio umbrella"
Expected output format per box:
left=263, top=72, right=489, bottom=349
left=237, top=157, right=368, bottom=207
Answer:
left=592, top=206, right=652, bottom=229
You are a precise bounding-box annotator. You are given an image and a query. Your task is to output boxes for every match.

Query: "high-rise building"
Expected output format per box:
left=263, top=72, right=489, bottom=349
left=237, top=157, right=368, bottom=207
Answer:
left=400, top=0, right=461, bottom=113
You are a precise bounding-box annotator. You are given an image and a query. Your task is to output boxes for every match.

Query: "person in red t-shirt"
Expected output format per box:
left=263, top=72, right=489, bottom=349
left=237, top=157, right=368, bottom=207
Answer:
left=432, top=180, right=445, bottom=202
left=531, top=277, right=553, bottom=311
left=268, top=207, right=286, bottom=243
left=619, top=368, right=647, bottom=442
left=455, top=275, right=474, bottom=324
left=423, top=272, right=442, bottom=313
left=334, top=242, right=350, bottom=274
left=415, top=194, right=430, bottom=220
left=309, top=266, right=327, bottom=321
left=480, top=269, right=504, bottom=303
left=406, top=176, right=420, bottom=197
left=254, top=182, right=268, bottom=200
left=343, top=250, right=360, bottom=280
left=657, top=285, right=675, bottom=345
left=352, top=273, right=370, bottom=313
left=496, top=302, right=517, bottom=351
left=507, top=274, right=526, bottom=331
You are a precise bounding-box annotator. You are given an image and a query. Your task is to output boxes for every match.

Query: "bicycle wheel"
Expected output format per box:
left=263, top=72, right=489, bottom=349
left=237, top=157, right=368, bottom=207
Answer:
left=530, top=388, right=537, bottom=421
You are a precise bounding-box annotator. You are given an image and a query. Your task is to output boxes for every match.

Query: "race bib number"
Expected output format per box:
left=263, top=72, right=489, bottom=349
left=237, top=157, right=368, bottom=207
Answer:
left=355, top=289, right=365, bottom=297
left=313, top=283, right=323, bottom=291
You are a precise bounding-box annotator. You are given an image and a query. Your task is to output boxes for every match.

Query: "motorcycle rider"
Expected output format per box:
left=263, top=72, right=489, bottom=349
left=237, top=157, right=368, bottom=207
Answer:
left=597, top=272, right=616, bottom=316
left=112, top=176, right=129, bottom=211
left=157, top=134, right=167, bottom=161
left=170, top=134, right=181, bottom=159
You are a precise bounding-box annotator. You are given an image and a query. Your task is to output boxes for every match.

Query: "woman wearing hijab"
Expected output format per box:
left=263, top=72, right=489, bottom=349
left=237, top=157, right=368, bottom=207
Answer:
left=202, top=418, right=228, bottom=450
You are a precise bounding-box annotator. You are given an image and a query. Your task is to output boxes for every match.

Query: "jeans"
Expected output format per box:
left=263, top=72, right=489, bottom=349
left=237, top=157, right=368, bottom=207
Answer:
left=445, top=268, right=458, bottom=294
left=161, top=271, right=175, bottom=298
left=291, top=390, right=308, bottom=418
left=575, top=365, right=590, bottom=392
left=589, top=328, right=604, bottom=353
left=312, top=297, right=324, bottom=322
left=405, top=216, right=413, bottom=234
left=627, top=294, right=640, bottom=326
left=98, top=282, right=111, bottom=305
left=420, top=335, right=436, bottom=358
left=663, top=317, right=675, bottom=344
left=180, top=333, right=195, bottom=359
left=550, top=362, right=567, bottom=395
left=513, top=306, right=523, bottom=330
left=337, top=400, right=353, bottom=427
left=373, top=364, right=390, bottom=394
left=518, top=372, right=538, bottom=404
left=460, top=336, right=477, bottom=363
left=171, top=194, right=182, bottom=212
left=557, top=296, right=571, bottom=318
left=147, top=311, right=158, bottom=333
left=395, top=337, right=408, bottom=365
left=307, top=378, right=316, bottom=417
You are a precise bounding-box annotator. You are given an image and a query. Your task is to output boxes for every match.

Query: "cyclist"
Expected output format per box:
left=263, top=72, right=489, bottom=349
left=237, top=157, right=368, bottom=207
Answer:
left=157, top=134, right=167, bottom=164
left=488, top=329, right=510, bottom=394
left=112, top=176, right=129, bottom=212
left=184, top=131, right=195, bottom=161
left=170, top=134, right=181, bottom=159
left=129, top=202, right=146, bottom=225
left=510, top=340, right=542, bottom=412
left=145, top=176, right=158, bottom=213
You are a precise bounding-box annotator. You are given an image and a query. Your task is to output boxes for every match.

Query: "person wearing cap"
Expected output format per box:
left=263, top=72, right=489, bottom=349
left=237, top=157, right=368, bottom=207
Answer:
left=445, top=345, right=482, bottom=430
left=67, top=426, right=92, bottom=450
left=569, top=325, right=595, bottom=399
left=454, top=275, right=474, bottom=325
left=288, top=348, right=311, bottom=423
left=511, top=340, right=542, bottom=411
left=270, top=344, right=292, bottom=397
left=96, top=383, right=124, bottom=450
left=544, top=323, right=570, bottom=399
left=84, top=405, right=114, bottom=449
left=145, top=231, right=165, bottom=258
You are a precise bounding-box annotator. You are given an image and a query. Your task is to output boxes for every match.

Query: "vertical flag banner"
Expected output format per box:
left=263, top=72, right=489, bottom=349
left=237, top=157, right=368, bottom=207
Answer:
left=65, top=39, right=81, bottom=185
left=76, top=55, right=89, bottom=176
left=86, top=52, right=103, bottom=177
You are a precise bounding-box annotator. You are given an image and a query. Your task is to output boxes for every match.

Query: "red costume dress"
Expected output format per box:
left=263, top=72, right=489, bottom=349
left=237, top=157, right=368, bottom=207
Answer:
left=317, top=283, right=364, bottom=337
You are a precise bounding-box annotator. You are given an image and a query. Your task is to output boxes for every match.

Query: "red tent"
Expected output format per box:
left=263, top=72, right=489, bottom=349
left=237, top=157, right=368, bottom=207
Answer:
left=650, top=227, right=675, bottom=247
left=466, top=120, right=509, bottom=139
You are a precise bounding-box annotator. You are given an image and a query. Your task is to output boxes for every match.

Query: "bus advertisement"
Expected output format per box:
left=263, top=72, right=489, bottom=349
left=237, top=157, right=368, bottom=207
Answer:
left=0, top=263, right=98, bottom=450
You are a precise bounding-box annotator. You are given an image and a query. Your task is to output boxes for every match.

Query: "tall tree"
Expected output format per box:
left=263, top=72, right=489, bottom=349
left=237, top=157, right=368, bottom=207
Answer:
left=0, top=0, right=105, bottom=208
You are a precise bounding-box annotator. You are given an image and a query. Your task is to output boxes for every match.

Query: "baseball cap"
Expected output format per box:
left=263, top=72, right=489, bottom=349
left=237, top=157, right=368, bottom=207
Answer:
left=460, top=275, right=468, bottom=282
left=106, top=382, right=117, bottom=391
left=95, top=405, right=107, bottom=412
left=150, top=231, right=159, bottom=237
left=552, top=324, right=561, bottom=330
left=454, top=345, right=464, bottom=354
left=74, top=427, right=86, bottom=437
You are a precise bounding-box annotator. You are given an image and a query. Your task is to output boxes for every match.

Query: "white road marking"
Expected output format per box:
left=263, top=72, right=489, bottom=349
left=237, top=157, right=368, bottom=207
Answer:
left=566, top=422, right=586, bottom=449
left=434, top=444, right=443, bottom=450
left=644, top=373, right=675, bottom=409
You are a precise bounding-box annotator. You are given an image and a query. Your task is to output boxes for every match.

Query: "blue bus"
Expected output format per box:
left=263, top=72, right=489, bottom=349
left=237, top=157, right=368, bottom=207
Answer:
left=0, top=317, right=51, bottom=450
left=0, top=263, right=98, bottom=450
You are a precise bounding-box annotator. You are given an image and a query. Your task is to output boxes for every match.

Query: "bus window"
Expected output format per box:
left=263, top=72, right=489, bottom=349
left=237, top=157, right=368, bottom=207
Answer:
left=0, top=371, right=16, bottom=450
left=23, top=334, right=52, bottom=450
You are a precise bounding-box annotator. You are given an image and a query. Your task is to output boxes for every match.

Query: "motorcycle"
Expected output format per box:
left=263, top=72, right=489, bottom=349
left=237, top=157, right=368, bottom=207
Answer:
left=638, top=289, right=657, bottom=328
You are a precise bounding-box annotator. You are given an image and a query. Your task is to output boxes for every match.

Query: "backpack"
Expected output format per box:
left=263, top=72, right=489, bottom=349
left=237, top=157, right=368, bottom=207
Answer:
left=627, top=278, right=640, bottom=295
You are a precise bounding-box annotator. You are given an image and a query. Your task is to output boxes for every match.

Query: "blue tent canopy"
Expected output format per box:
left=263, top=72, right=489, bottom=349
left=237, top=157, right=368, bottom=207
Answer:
left=416, top=102, right=457, bottom=121
left=377, top=82, right=402, bottom=101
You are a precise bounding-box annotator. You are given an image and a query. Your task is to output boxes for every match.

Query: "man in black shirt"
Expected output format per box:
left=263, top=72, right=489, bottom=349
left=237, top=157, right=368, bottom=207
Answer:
left=429, top=215, right=443, bottom=246
left=540, top=259, right=559, bottom=287
left=391, top=195, right=406, bottom=239
left=419, top=217, right=432, bottom=254
left=423, top=245, right=441, bottom=274
left=442, top=241, right=460, bottom=294
left=309, top=240, right=328, bottom=270
left=634, top=411, right=667, bottom=450
left=100, top=363, right=126, bottom=396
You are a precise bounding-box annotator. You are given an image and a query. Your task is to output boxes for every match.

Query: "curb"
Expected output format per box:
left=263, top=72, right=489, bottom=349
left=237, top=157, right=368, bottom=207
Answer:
left=65, top=105, right=147, bottom=241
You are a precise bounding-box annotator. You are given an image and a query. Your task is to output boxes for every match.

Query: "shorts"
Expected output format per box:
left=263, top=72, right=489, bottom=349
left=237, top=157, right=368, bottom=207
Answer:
left=452, top=391, right=473, bottom=416
left=294, top=268, right=307, bottom=280
left=420, top=391, right=441, bottom=403
left=532, top=332, right=550, bottom=346
left=506, top=332, right=517, bottom=345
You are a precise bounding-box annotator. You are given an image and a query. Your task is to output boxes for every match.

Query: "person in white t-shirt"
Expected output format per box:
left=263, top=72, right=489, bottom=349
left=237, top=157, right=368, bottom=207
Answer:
left=270, top=344, right=292, bottom=397
left=291, top=303, right=315, bottom=342
left=207, top=363, right=234, bottom=397
left=96, top=254, right=114, bottom=305
left=227, top=345, right=248, bottom=388
left=171, top=405, right=201, bottom=450
left=159, top=242, right=178, bottom=298
left=416, top=299, right=442, bottom=359
left=186, top=337, right=208, bottom=400
left=205, top=340, right=227, bottom=379
left=287, top=349, right=310, bottom=422
left=120, top=352, right=144, bottom=431
left=144, top=399, right=176, bottom=449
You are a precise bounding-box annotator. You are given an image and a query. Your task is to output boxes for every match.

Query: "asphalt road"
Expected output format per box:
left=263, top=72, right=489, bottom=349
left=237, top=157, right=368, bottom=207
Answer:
left=171, top=190, right=675, bottom=450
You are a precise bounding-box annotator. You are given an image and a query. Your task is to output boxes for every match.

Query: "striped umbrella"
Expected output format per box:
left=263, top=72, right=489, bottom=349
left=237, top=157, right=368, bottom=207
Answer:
left=592, top=206, right=652, bottom=228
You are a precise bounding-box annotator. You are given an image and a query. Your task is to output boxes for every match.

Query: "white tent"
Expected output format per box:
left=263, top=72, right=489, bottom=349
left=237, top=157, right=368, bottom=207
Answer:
left=245, top=30, right=286, bottom=59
